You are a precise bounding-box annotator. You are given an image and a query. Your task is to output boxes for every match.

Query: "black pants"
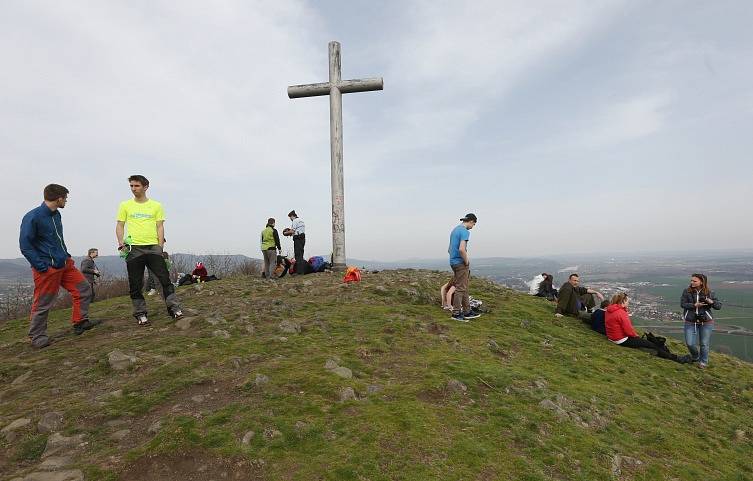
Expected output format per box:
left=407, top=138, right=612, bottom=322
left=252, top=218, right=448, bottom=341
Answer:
left=126, top=251, right=177, bottom=315
left=619, top=336, right=659, bottom=350
left=293, top=234, right=305, bottom=274
left=619, top=336, right=681, bottom=362
left=89, top=281, right=96, bottom=303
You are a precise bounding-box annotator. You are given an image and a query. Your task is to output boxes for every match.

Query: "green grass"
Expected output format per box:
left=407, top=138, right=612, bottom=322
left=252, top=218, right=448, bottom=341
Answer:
left=1, top=270, right=753, bottom=480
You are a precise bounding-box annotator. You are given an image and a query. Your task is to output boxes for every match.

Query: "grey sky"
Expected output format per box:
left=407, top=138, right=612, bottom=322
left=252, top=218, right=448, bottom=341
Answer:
left=2, top=0, right=752, bottom=261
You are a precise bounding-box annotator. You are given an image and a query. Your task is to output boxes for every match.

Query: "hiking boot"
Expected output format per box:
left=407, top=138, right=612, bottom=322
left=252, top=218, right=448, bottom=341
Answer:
left=451, top=313, right=469, bottom=322
left=462, top=311, right=481, bottom=319
left=32, top=338, right=53, bottom=349
left=677, top=354, right=692, bottom=364
left=73, top=318, right=101, bottom=335
left=146, top=289, right=157, bottom=296
left=136, top=314, right=150, bottom=326
left=698, top=362, right=708, bottom=369
left=172, top=309, right=184, bottom=320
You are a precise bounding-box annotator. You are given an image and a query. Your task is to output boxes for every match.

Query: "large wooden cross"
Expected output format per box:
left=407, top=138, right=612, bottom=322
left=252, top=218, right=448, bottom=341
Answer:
left=288, top=41, right=383, bottom=270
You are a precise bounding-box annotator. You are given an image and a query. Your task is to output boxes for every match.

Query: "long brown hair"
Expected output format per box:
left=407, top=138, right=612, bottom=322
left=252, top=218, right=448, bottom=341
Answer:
left=610, top=291, right=629, bottom=306
left=690, top=273, right=710, bottom=296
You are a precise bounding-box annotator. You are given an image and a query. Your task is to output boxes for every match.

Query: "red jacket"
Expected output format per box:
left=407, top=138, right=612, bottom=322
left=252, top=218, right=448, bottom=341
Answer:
left=605, top=304, right=638, bottom=341
left=191, top=266, right=208, bottom=281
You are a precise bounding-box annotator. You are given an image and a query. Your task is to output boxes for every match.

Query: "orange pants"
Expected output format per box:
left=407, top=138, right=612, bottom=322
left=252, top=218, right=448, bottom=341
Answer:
left=29, top=258, right=91, bottom=346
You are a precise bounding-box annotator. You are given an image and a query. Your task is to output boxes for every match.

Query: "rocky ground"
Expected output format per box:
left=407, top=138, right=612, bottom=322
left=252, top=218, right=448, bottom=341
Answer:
left=1, top=269, right=753, bottom=480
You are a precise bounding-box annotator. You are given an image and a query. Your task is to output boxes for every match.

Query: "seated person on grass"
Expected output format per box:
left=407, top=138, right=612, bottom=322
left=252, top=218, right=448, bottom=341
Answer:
left=440, top=278, right=456, bottom=310
left=605, top=292, right=688, bottom=363
left=555, top=273, right=604, bottom=320
left=535, top=273, right=558, bottom=301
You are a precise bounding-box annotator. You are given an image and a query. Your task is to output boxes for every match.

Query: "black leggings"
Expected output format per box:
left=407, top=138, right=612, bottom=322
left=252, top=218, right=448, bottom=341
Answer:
left=619, top=336, right=659, bottom=350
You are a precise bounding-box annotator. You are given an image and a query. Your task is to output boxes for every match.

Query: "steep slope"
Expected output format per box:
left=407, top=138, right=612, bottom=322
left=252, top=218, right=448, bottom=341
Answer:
left=1, top=270, right=752, bottom=481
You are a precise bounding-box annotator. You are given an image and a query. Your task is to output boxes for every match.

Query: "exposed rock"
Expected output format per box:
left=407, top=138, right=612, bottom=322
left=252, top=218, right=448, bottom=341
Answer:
left=374, top=285, right=388, bottom=294
left=446, top=379, right=467, bottom=393
left=294, top=421, right=307, bottom=432
left=42, top=433, right=86, bottom=458
left=278, top=320, right=301, bottom=334
left=324, top=359, right=339, bottom=370
left=303, top=280, right=313, bottom=286
left=148, top=420, right=162, bottom=435
left=242, top=431, right=255, bottom=444
left=2, top=418, right=31, bottom=433
left=263, top=427, right=282, bottom=439
left=533, top=379, right=548, bottom=390
left=174, top=317, right=193, bottom=330
left=245, top=325, right=256, bottom=335
left=38, top=456, right=72, bottom=470
left=735, top=429, right=747, bottom=442
left=487, top=339, right=503, bottom=353
left=110, top=429, right=130, bottom=441
left=108, top=350, right=138, bottom=371
left=191, top=395, right=206, bottom=403
left=611, top=454, right=643, bottom=477
left=339, top=387, right=357, bottom=402
left=105, top=419, right=127, bottom=428
left=19, top=470, right=84, bottom=481
left=212, top=329, right=231, bottom=339
left=184, top=307, right=199, bottom=315
left=332, top=366, right=353, bottom=379
left=12, top=370, right=33, bottom=385
left=37, top=412, right=64, bottom=433
left=367, top=384, right=382, bottom=395
left=255, top=374, right=270, bottom=387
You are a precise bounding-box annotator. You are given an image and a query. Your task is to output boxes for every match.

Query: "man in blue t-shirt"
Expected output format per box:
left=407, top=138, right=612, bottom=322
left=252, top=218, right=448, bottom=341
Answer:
left=448, top=213, right=479, bottom=321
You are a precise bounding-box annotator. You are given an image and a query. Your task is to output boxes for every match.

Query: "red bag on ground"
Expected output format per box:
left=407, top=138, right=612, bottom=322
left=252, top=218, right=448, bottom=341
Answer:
left=343, top=266, right=362, bottom=283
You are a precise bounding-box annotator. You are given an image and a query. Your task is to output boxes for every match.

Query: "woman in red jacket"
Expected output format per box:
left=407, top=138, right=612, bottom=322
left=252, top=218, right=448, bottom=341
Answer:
left=605, top=292, right=662, bottom=349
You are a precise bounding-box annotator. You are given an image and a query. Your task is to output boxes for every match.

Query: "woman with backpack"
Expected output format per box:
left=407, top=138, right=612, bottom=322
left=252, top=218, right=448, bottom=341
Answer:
left=605, top=292, right=686, bottom=362
left=681, top=273, right=722, bottom=368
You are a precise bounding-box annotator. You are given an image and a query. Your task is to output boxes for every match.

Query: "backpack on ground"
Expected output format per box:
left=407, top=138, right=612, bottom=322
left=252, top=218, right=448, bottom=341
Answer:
left=343, top=266, right=362, bottom=283
left=309, top=256, right=325, bottom=272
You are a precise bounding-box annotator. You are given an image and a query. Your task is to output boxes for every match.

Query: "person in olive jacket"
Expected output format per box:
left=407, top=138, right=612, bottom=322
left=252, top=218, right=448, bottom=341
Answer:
left=681, top=273, right=722, bottom=368
left=555, top=273, right=604, bottom=320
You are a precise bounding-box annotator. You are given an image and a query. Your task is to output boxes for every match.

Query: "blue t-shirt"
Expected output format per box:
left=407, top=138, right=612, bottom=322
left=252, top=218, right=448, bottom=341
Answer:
left=448, top=225, right=470, bottom=266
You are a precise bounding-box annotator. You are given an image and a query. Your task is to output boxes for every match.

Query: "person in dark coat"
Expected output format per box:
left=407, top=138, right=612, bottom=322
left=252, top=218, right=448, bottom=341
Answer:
left=80, top=248, right=101, bottom=302
left=535, top=273, right=558, bottom=301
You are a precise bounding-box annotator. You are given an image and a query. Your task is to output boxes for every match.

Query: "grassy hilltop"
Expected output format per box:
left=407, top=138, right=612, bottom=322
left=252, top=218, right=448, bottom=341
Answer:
left=1, top=270, right=753, bottom=480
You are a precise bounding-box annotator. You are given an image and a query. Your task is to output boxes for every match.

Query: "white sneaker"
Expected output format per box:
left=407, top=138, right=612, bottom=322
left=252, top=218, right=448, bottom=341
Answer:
left=172, top=309, right=184, bottom=320
left=146, top=289, right=157, bottom=296
left=136, top=314, right=150, bottom=326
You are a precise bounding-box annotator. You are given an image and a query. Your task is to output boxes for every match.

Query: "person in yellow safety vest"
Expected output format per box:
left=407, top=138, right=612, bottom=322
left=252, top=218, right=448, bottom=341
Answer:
left=260, top=218, right=282, bottom=280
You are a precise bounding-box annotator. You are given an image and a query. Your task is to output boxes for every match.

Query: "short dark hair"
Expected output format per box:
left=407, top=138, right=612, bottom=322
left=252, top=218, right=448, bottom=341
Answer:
left=569, top=273, right=579, bottom=280
left=128, top=175, right=149, bottom=187
left=267, top=217, right=275, bottom=225
left=87, top=248, right=98, bottom=256
left=43, top=184, right=69, bottom=201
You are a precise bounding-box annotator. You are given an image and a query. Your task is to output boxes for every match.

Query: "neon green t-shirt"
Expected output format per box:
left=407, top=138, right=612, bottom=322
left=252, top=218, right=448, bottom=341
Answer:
left=116, top=199, right=165, bottom=246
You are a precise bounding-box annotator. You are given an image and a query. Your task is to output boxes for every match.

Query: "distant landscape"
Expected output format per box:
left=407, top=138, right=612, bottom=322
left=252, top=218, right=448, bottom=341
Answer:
left=3, top=250, right=753, bottom=361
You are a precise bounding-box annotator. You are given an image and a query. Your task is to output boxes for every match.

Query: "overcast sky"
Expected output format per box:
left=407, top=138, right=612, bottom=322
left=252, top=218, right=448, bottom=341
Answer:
left=2, top=0, right=752, bottom=262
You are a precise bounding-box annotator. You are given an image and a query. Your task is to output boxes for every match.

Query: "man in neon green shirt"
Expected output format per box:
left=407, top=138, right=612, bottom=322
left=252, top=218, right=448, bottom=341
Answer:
left=116, top=175, right=183, bottom=325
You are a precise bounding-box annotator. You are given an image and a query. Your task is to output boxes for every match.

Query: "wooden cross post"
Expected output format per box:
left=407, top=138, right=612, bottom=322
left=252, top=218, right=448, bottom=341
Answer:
left=288, top=41, right=383, bottom=271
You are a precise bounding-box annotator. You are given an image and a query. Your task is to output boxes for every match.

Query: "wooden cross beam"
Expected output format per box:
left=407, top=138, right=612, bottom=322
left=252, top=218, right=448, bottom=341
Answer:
left=288, top=41, right=383, bottom=270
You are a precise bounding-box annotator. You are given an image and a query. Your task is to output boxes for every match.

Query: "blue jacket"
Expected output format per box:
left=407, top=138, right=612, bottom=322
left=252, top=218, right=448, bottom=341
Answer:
left=19, top=203, right=71, bottom=272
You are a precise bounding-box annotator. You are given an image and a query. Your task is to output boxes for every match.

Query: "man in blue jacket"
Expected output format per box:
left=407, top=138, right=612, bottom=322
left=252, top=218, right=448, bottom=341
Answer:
left=19, top=184, right=96, bottom=348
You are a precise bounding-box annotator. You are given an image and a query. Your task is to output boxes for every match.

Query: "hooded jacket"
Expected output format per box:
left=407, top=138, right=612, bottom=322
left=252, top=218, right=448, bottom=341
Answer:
left=19, top=203, right=71, bottom=272
left=605, top=304, right=638, bottom=342
left=681, top=288, right=722, bottom=322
